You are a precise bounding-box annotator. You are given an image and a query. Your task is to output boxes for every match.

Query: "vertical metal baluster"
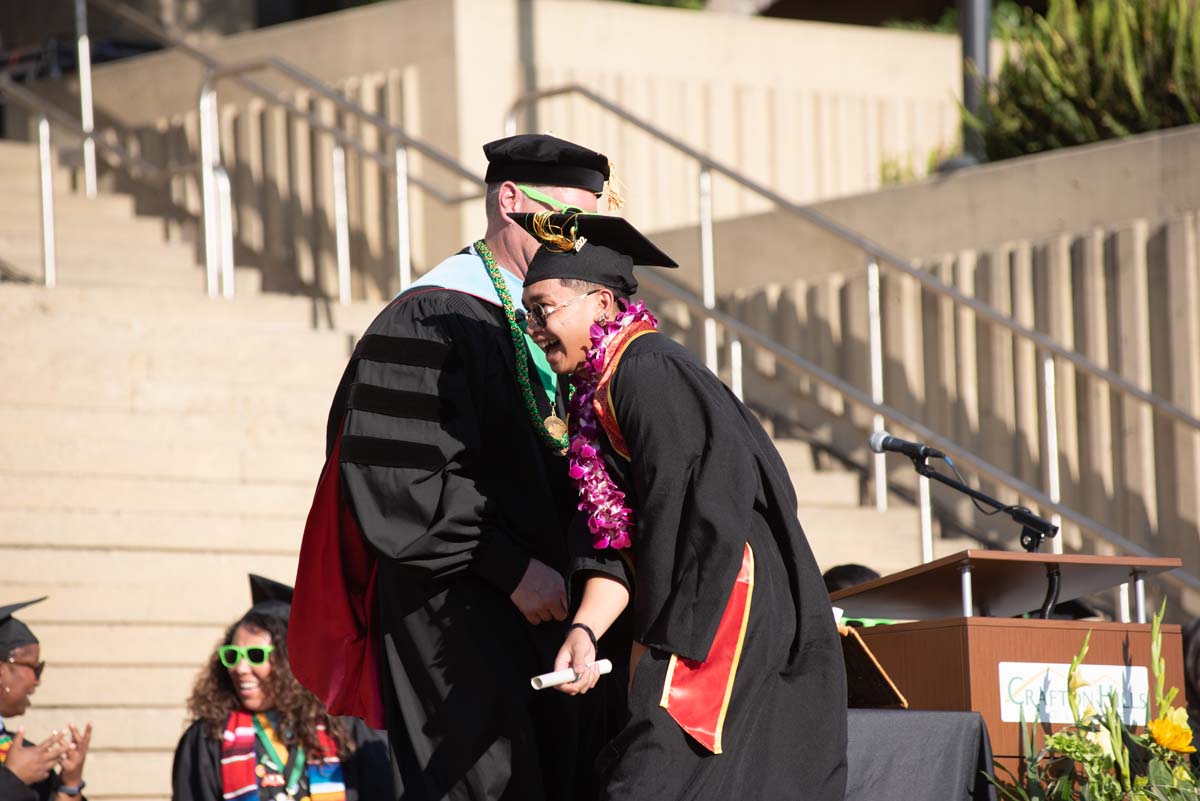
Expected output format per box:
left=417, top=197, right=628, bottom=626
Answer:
left=698, top=166, right=718, bottom=374
left=394, top=143, right=412, bottom=292
left=1042, top=351, right=1064, bottom=553
left=199, top=81, right=221, bottom=298
left=332, top=144, right=352, bottom=305
left=867, top=257, right=887, bottom=511
left=37, top=116, right=57, bottom=289
left=74, top=0, right=97, bottom=198
left=730, top=335, right=743, bottom=400
left=919, top=474, right=933, bottom=563
left=215, top=167, right=235, bottom=298
left=960, top=563, right=974, bottom=617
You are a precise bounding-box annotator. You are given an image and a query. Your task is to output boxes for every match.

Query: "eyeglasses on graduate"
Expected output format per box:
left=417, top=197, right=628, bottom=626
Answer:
left=218, top=644, right=275, bottom=668
left=526, top=290, right=601, bottom=330
left=6, top=657, right=45, bottom=679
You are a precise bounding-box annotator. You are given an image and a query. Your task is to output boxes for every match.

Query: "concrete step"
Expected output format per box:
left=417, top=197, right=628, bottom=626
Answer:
left=772, top=439, right=819, bottom=474
left=52, top=750, right=172, bottom=801
left=0, top=407, right=327, bottom=449
left=3, top=329, right=351, bottom=389
left=0, top=283, right=380, bottom=333
left=787, top=470, right=860, bottom=507
left=801, top=506, right=925, bottom=575
left=2, top=258, right=205, bottom=292
left=18, top=706, right=187, bottom=753
left=34, top=665, right=198, bottom=708
left=36, top=623, right=226, bottom=667
left=0, top=374, right=334, bottom=420
left=0, top=211, right=167, bottom=244
left=0, top=192, right=138, bottom=220
left=0, top=429, right=324, bottom=482
left=7, top=553, right=297, bottom=625
left=0, top=474, right=314, bottom=518
left=0, top=508, right=305, bottom=554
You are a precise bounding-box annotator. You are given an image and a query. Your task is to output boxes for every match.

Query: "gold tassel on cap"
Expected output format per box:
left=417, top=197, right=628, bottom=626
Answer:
left=531, top=211, right=582, bottom=252
left=602, top=160, right=625, bottom=211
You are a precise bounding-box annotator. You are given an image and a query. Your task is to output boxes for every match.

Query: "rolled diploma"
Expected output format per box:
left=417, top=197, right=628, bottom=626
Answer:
left=530, top=659, right=613, bottom=690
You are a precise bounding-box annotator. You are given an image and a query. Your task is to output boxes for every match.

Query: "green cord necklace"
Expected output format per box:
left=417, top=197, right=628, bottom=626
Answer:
left=474, top=239, right=569, bottom=453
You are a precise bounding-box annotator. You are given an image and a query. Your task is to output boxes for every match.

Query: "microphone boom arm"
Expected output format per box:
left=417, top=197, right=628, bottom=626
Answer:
left=908, top=457, right=1059, bottom=554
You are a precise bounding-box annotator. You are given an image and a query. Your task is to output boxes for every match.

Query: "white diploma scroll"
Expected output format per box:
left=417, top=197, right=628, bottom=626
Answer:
left=530, top=659, right=614, bottom=690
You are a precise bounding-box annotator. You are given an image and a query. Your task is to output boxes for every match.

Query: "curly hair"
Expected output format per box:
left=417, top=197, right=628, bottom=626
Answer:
left=185, top=611, right=352, bottom=757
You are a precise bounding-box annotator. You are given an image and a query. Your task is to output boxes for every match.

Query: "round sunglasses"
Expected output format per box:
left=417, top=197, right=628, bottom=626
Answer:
left=218, top=644, right=275, bottom=668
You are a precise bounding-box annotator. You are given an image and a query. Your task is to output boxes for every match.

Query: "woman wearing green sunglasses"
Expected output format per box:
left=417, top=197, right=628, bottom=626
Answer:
left=171, top=577, right=391, bottom=801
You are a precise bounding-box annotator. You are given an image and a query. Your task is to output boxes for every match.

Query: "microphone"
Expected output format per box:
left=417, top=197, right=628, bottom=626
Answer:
left=868, top=430, right=945, bottom=461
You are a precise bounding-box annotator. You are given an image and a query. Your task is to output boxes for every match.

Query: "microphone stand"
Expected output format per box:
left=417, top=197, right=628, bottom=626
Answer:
left=907, top=455, right=1063, bottom=619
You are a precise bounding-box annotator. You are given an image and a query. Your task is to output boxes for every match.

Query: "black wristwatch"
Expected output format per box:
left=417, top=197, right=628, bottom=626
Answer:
left=58, top=781, right=86, bottom=797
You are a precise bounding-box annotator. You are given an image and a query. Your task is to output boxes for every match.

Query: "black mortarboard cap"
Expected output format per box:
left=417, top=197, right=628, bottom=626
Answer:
left=0, top=597, right=46, bottom=655
left=484, top=134, right=610, bottom=194
left=510, top=212, right=677, bottom=297
left=247, top=575, right=293, bottom=622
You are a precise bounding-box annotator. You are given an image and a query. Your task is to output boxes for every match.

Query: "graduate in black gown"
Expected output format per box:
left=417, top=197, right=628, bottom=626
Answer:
left=289, top=135, right=628, bottom=801
left=171, top=576, right=390, bottom=801
left=515, top=212, right=848, bottom=800
left=0, top=598, right=92, bottom=801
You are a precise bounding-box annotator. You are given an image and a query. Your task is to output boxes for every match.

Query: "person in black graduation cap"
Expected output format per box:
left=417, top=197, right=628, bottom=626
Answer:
left=0, top=597, right=92, bottom=801
left=514, top=212, right=849, bottom=800
left=290, top=134, right=626, bottom=801
left=171, top=576, right=390, bottom=801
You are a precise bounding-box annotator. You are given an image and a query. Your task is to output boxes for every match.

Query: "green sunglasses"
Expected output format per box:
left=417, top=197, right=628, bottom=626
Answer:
left=218, top=644, right=275, bottom=668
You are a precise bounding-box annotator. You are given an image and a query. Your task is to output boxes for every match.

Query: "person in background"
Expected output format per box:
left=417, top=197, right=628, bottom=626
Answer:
left=171, top=576, right=389, bottom=801
left=821, top=564, right=881, bottom=595
left=0, top=597, right=92, bottom=801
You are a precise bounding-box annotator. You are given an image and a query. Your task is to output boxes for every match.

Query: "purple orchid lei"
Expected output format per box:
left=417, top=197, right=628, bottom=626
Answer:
left=566, top=299, right=658, bottom=550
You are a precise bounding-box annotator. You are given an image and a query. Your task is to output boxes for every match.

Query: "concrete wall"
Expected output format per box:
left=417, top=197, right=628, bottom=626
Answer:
left=631, top=124, right=1200, bottom=604
left=21, top=0, right=968, bottom=300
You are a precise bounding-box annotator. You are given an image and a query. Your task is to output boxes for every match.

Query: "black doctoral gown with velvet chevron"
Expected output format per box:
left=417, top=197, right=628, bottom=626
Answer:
left=572, top=332, right=848, bottom=801
left=310, top=284, right=622, bottom=801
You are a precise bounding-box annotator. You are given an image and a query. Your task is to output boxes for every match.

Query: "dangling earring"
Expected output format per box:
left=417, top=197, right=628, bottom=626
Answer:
left=2, top=686, right=9, bottom=694
left=597, top=314, right=608, bottom=324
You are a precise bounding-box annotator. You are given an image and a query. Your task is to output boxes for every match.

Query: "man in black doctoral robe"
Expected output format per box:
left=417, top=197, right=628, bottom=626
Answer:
left=290, top=135, right=627, bottom=801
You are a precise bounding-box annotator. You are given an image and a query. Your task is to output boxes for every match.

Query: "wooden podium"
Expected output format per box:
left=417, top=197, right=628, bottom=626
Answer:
left=831, top=550, right=1184, bottom=759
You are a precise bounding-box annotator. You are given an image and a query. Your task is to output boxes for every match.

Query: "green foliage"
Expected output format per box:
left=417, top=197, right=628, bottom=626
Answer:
left=884, top=1, right=1027, bottom=37
left=973, top=0, right=1200, bottom=161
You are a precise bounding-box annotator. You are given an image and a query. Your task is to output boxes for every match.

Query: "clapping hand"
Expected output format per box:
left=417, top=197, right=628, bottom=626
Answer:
left=4, top=728, right=68, bottom=785
left=59, top=722, right=92, bottom=787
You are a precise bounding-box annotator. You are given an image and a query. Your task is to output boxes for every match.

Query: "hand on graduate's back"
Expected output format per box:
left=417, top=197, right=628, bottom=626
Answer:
left=510, top=558, right=568, bottom=625
left=4, top=728, right=69, bottom=785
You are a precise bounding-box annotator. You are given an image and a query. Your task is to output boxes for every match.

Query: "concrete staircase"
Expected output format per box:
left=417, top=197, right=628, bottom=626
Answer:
left=0, top=153, right=965, bottom=799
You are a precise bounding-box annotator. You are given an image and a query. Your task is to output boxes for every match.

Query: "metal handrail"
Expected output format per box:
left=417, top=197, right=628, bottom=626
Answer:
left=506, top=85, right=1200, bottom=435
left=89, top=0, right=485, bottom=195
left=639, top=268, right=1200, bottom=600
left=85, top=0, right=487, bottom=299
left=0, top=74, right=195, bottom=288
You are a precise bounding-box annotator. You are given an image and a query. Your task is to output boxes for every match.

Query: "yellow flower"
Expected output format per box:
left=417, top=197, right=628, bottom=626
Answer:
left=1068, top=671, right=1090, bottom=694
left=1148, top=707, right=1197, bottom=754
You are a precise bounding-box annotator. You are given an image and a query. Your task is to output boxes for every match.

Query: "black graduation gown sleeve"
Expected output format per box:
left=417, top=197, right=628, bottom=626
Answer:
left=609, top=343, right=762, bottom=662
left=0, top=738, right=84, bottom=801
left=333, top=290, right=533, bottom=595
left=170, top=721, right=221, bottom=801
left=337, top=718, right=392, bottom=801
